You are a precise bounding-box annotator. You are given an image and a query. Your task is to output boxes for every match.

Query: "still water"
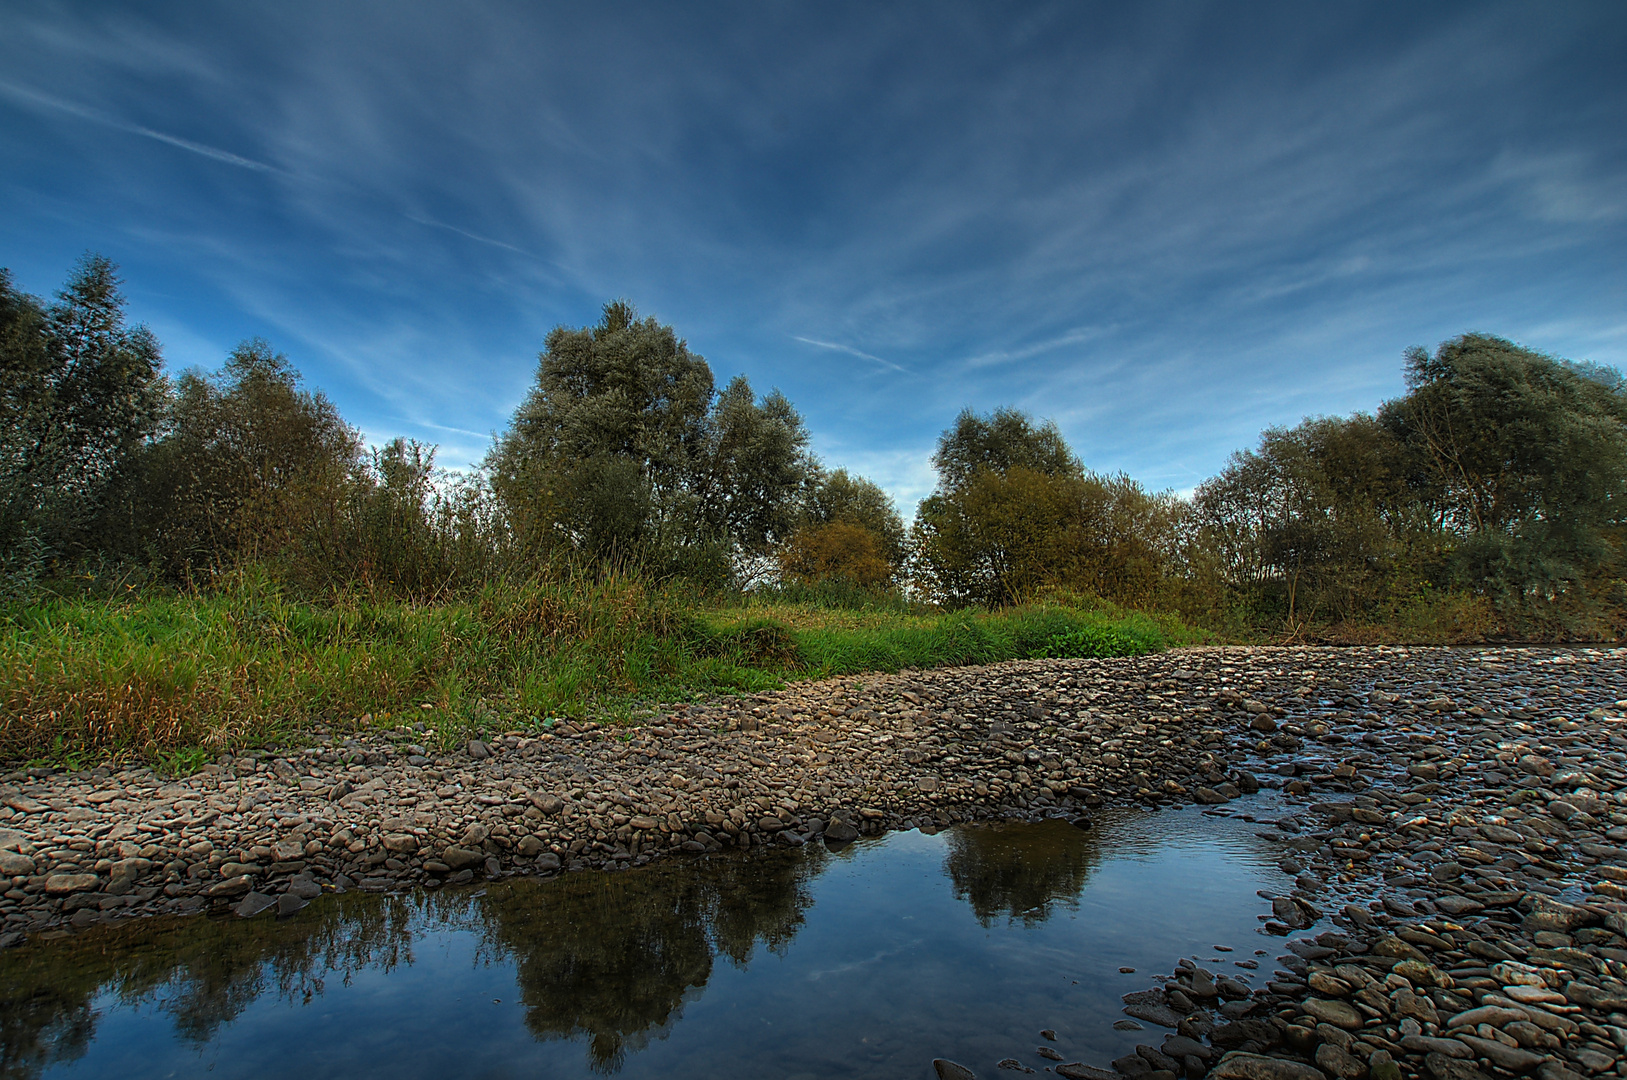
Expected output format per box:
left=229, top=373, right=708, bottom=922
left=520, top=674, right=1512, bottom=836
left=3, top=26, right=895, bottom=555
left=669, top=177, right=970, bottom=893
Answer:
left=1, top=801, right=1299, bottom=1080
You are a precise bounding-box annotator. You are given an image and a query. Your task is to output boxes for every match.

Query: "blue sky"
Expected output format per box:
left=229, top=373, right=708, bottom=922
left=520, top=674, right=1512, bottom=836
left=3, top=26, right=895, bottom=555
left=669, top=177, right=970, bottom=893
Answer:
left=2, top=2, right=1624, bottom=511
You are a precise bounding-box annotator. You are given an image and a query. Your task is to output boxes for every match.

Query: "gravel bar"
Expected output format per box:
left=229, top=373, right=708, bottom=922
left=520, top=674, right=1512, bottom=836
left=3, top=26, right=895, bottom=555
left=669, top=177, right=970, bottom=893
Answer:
left=4, top=645, right=1627, bottom=1080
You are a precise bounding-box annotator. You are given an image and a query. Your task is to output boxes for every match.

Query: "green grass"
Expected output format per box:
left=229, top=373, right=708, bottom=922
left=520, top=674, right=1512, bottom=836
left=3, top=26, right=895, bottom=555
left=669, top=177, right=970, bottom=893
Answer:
left=0, top=571, right=1209, bottom=767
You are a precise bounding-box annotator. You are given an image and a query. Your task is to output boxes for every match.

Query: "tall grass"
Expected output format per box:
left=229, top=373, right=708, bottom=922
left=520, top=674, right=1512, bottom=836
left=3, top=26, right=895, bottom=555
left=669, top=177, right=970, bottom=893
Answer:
left=0, top=572, right=1204, bottom=764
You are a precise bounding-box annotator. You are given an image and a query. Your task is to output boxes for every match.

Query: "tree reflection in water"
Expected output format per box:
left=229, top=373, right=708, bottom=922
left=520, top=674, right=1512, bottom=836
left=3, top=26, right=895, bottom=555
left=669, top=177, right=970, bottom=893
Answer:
left=0, top=847, right=823, bottom=1078
left=943, top=818, right=1104, bottom=926
left=0, top=890, right=427, bottom=1077
left=474, top=846, right=822, bottom=1073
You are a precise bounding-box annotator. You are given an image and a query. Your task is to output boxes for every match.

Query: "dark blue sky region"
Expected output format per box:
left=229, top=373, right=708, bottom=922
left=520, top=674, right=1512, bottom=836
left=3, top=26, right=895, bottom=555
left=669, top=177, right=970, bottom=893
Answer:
left=2, top=2, right=1623, bottom=508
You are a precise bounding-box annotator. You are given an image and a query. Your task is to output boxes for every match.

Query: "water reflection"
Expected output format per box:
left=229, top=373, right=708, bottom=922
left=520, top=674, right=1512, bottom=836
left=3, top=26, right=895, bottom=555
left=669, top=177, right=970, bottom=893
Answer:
left=944, top=819, right=1103, bottom=926
left=1, top=891, right=424, bottom=1078
left=0, top=805, right=1289, bottom=1080
left=474, top=848, right=823, bottom=1072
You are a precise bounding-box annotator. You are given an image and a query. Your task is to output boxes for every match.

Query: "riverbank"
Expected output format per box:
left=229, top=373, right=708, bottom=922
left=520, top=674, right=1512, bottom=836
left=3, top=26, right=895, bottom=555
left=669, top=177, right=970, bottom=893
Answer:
left=5, top=646, right=1627, bottom=1080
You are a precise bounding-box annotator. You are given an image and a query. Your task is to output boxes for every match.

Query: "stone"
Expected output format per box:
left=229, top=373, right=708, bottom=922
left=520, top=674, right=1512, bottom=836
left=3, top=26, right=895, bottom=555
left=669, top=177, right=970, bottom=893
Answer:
left=382, top=833, right=419, bottom=854
left=1368, top=1051, right=1401, bottom=1080
left=1209, top=1052, right=1327, bottom=1080
left=233, top=891, right=276, bottom=918
left=1196, top=787, right=1229, bottom=805
left=442, top=846, right=485, bottom=871
left=1450, top=1034, right=1544, bottom=1073
left=275, top=892, right=308, bottom=918
left=1315, top=1042, right=1364, bottom=1079
left=286, top=877, right=323, bottom=900
left=1423, top=1052, right=1490, bottom=1080
left=535, top=852, right=562, bottom=871
left=205, top=874, right=254, bottom=898
left=1303, top=998, right=1363, bottom=1030
left=933, top=1059, right=977, bottom=1080
left=467, top=740, right=490, bottom=759
left=0, top=851, right=36, bottom=875
left=825, top=821, right=860, bottom=843
left=1056, top=1067, right=1118, bottom=1080
left=44, top=873, right=99, bottom=896
left=516, top=835, right=545, bottom=857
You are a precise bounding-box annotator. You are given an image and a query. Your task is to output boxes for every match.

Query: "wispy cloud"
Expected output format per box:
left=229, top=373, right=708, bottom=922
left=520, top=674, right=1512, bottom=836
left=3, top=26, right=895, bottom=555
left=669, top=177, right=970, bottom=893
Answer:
left=792, top=336, right=909, bottom=374
left=0, top=79, right=282, bottom=173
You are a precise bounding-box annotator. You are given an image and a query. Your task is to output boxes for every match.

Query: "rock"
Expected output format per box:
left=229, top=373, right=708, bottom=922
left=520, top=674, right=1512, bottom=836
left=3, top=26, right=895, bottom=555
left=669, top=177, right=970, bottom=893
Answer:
left=535, top=852, right=562, bottom=871
left=1315, top=1043, right=1364, bottom=1079
left=442, top=846, right=485, bottom=870
left=1423, top=1052, right=1491, bottom=1080
left=233, top=891, right=276, bottom=917
left=824, top=821, right=860, bottom=843
left=630, top=816, right=659, bottom=830
left=1111, top=1053, right=1151, bottom=1076
left=1401, top=1035, right=1473, bottom=1059
left=206, top=874, right=254, bottom=898
left=1451, top=1034, right=1544, bottom=1073
left=516, top=835, right=545, bottom=857
left=933, top=1059, right=977, bottom=1080
left=1434, top=895, right=1483, bottom=916
left=1056, top=1067, right=1118, bottom=1080
left=286, top=877, right=323, bottom=900
left=382, top=833, right=419, bottom=854
left=1209, top=1052, right=1327, bottom=1080
left=467, top=740, right=490, bottom=759
left=0, top=851, right=36, bottom=875
left=1524, top=897, right=1592, bottom=934
left=44, top=873, right=99, bottom=896
left=1124, top=1003, right=1186, bottom=1028
left=1368, top=1050, right=1401, bottom=1080
left=275, top=892, right=308, bottom=917
left=1196, top=787, right=1229, bottom=805
left=1303, top=998, right=1363, bottom=1030
left=1161, top=1036, right=1209, bottom=1061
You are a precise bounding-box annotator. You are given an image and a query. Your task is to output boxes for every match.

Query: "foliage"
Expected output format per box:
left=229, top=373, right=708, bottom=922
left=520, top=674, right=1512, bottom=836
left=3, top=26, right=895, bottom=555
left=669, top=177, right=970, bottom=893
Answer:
left=487, top=300, right=813, bottom=576
left=0, top=256, right=166, bottom=564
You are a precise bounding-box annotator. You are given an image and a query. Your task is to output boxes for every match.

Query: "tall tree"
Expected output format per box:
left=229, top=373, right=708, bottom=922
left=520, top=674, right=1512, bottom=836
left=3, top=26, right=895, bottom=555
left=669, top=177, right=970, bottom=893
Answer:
left=0, top=256, right=165, bottom=562
left=489, top=301, right=812, bottom=576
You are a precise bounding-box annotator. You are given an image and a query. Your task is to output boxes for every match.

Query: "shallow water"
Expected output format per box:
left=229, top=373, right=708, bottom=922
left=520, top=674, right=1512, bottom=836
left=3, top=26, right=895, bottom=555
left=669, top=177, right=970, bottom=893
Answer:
left=1, top=799, right=1299, bottom=1080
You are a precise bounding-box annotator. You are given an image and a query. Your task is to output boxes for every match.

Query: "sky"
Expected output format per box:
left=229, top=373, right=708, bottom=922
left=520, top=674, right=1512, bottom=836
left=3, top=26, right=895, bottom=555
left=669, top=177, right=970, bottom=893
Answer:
left=1, top=2, right=1624, bottom=512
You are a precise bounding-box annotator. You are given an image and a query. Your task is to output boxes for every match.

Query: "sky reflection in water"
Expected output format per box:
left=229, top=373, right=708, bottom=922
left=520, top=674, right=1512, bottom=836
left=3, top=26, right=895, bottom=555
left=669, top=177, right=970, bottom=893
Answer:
left=2, top=800, right=1296, bottom=1080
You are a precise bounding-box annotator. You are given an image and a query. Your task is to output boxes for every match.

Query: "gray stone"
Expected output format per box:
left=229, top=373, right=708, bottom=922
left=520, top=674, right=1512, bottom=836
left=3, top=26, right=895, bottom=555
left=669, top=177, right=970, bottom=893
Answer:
left=275, top=892, right=308, bottom=918
left=933, top=1059, right=978, bottom=1080
left=286, top=876, right=323, bottom=900
left=1423, top=1052, right=1491, bottom=1080
left=233, top=891, right=276, bottom=918
left=467, top=739, right=490, bottom=759
left=535, top=852, right=562, bottom=871
left=44, top=873, right=99, bottom=895
left=824, top=821, right=860, bottom=843
left=1315, top=1043, right=1363, bottom=1080
left=0, top=851, right=36, bottom=875
left=1302, top=998, right=1363, bottom=1030
left=1209, top=1053, right=1327, bottom=1080
left=442, top=846, right=484, bottom=870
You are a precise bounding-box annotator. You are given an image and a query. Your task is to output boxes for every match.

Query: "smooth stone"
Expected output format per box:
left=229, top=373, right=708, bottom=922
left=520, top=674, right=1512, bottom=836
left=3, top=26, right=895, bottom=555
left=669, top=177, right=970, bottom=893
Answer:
left=233, top=891, right=276, bottom=918
left=274, top=892, right=308, bottom=917
left=1423, top=1052, right=1492, bottom=1080
left=1302, top=998, right=1363, bottom=1030
left=933, top=1059, right=977, bottom=1080
left=441, top=846, right=485, bottom=870
left=286, top=877, right=323, bottom=900
left=1209, top=1052, right=1327, bottom=1080
left=43, top=873, right=99, bottom=896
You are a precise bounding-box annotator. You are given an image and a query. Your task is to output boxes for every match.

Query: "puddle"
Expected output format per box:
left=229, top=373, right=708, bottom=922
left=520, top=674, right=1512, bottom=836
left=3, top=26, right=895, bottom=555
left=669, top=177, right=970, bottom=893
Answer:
left=1, top=799, right=1300, bottom=1079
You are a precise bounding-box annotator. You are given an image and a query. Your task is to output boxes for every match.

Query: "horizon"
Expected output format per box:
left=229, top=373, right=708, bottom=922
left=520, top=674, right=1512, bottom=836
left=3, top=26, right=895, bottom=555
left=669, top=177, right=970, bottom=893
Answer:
left=2, top=1, right=1624, bottom=512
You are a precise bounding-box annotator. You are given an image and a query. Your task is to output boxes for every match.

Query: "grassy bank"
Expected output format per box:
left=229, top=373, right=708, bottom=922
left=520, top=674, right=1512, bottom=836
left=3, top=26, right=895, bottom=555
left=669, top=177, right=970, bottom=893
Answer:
left=0, top=573, right=1206, bottom=766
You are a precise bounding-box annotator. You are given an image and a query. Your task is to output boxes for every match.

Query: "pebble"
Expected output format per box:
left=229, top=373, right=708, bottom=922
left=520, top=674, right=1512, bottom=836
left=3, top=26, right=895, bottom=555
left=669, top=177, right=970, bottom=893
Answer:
left=3, top=645, right=1626, bottom=1080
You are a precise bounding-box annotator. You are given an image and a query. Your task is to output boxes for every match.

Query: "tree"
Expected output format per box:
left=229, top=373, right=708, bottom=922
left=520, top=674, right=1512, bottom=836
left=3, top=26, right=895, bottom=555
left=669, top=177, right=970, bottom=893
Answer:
left=127, top=339, right=363, bottom=578
left=930, top=407, right=1078, bottom=491
left=0, top=256, right=166, bottom=562
left=489, top=301, right=813, bottom=577
left=912, top=408, right=1178, bottom=607
left=1381, top=333, right=1627, bottom=625
left=799, top=468, right=906, bottom=565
